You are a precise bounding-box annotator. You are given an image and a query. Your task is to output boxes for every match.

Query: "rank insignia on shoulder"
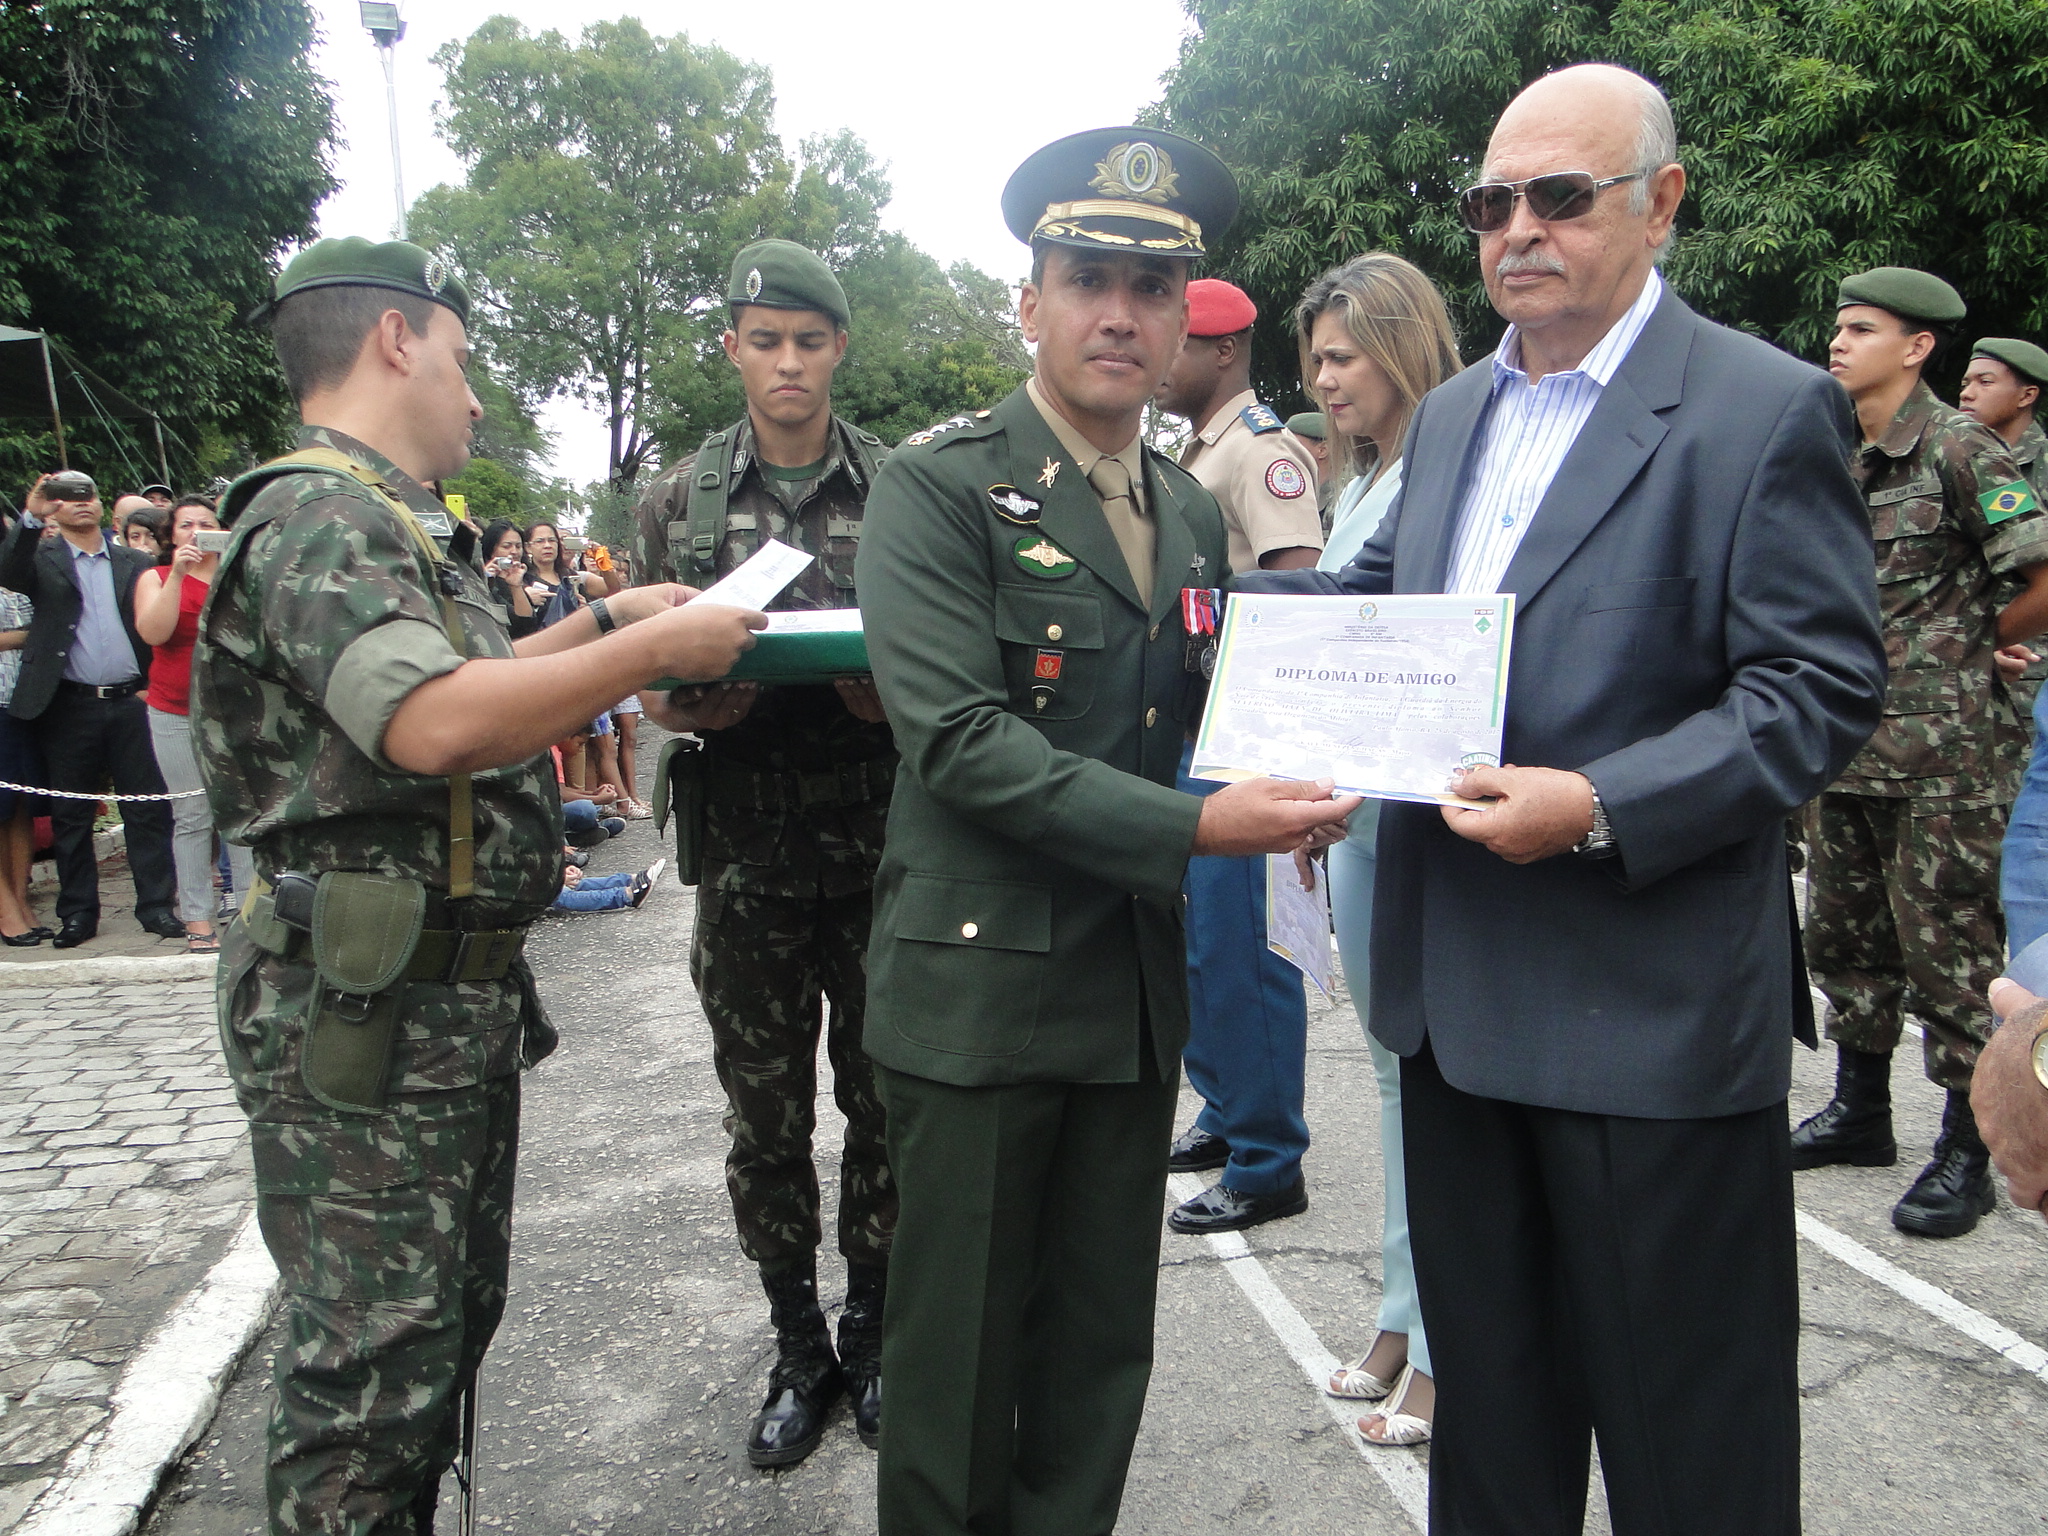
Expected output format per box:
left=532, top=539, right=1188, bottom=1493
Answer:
left=1240, top=402, right=1284, bottom=435
left=988, top=484, right=1043, bottom=524
left=904, top=414, right=976, bottom=448
left=1983, top=479, right=2041, bottom=525
left=1012, top=535, right=1077, bottom=577
left=1266, top=459, right=1307, bottom=499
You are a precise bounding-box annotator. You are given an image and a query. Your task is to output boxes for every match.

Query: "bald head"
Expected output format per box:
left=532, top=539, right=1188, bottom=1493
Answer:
left=1486, top=65, right=1677, bottom=220
left=110, top=494, right=151, bottom=523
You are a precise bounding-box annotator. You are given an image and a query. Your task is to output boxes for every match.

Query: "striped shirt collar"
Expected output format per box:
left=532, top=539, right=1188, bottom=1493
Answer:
left=1491, top=270, right=1664, bottom=395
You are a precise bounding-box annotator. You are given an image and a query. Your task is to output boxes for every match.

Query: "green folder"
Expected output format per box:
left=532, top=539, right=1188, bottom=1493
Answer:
left=653, top=627, right=871, bottom=689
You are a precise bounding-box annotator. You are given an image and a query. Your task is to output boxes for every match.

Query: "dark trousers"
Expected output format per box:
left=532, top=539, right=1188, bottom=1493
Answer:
left=32, top=688, right=175, bottom=925
left=1401, top=1038, right=1801, bottom=1536
left=875, top=1066, right=1176, bottom=1536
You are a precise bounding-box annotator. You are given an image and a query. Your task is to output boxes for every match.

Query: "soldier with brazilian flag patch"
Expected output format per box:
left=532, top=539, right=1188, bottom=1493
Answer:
left=1795, top=266, right=2048, bottom=1240
left=193, top=237, right=762, bottom=1533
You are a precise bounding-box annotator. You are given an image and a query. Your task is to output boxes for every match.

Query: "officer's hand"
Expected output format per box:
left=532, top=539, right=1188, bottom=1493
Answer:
left=1996, top=644, right=2039, bottom=682
left=1441, top=764, right=1592, bottom=864
left=646, top=681, right=759, bottom=733
left=835, top=677, right=887, bottom=724
left=635, top=603, right=764, bottom=697
left=1192, top=777, right=1359, bottom=857
left=1977, top=981, right=2048, bottom=1222
left=604, top=582, right=693, bottom=626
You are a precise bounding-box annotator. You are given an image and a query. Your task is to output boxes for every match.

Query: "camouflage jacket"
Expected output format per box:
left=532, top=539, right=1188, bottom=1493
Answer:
left=2015, top=417, right=2047, bottom=502
left=193, top=426, right=564, bottom=929
left=632, top=413, right=896, bottom=899
left=1835, top=383, right=2048, bottom=803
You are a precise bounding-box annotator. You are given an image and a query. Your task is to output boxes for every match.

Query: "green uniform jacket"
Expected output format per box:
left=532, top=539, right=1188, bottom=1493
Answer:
left=854, top=385, right=1229, bottom=1088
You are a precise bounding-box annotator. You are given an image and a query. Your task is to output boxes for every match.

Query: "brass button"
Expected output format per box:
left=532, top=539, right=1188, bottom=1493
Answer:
left=1047, top=623, right=1063, bottom=641
left=961, top=921, right=979, bottom=939
left=1145, top=707, right=1159, bottom=728
left=1149, top=623, right=1161, bottom=641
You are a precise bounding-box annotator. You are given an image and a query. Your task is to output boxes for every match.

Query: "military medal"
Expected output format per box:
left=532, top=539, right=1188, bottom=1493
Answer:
left=1012, top=535, right=1077, bottom=577
left=1182, top=586, right=1221, bottom=677
left=987, top=485, right=1043, bottom=525
left=1038, top=457, right=1061, bottom=489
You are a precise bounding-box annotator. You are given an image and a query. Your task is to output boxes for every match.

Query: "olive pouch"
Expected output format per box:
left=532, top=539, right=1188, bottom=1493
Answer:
left=300, top=872, right=428, bottom=1114
left=653, top=735, right=707, bottom=886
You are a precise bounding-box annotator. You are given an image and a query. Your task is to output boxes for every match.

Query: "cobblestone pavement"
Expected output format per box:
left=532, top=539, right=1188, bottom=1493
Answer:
left=0, top=977, right=253, bottom=1530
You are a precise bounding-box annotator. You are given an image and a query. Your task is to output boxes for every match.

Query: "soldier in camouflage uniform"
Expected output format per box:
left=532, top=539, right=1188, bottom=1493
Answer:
left=195, top=237, right=760, bottom=1534
left=631, top=240, right=896, bottom=1467
left=1962, top=338, right=2048, bottom=727
left=1797, top=269, right=2048, bottom=1239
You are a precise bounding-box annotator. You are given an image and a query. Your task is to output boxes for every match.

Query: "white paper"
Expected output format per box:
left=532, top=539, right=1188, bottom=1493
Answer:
left=1191, top=592, right=1516, bottom=806
left=691, top=538, right=813, bottom=611
left=760, top=609, right=865, bottom=635
left=1265, top=854, right=1333, bottom=998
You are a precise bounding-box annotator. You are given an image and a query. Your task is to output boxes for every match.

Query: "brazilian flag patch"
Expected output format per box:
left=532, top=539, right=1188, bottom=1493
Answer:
left=1981, top=479, right=2040, bottom=525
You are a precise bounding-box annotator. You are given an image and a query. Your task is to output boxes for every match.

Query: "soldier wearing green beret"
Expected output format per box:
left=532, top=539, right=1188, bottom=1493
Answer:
left=1962, top=338, right=2048, bottom=723
left=1796, top=267, right=2048, bottom=1238
left=630, top=237, right=897, bottom=1467
left=195, top=236, right=763, bottom=1533
left=855, top=128, right=1356, bottom=1534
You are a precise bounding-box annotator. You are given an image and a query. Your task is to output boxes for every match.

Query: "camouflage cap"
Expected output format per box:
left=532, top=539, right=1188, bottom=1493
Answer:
left=1003, top=127, right=1237, bottom=258
left=1284, top=412, right=1327, bottom=441
left=1972, top=337, right=2048, bottom=389
left=726, top=240, right=850, bottom=329
left=250, top=237, right=469, bottom=326
left=1836, top=267, right=1965, bottom=326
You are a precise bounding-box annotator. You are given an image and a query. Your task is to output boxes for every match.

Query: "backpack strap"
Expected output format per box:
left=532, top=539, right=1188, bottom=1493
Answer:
left=684, top=429, right=735, bottom=583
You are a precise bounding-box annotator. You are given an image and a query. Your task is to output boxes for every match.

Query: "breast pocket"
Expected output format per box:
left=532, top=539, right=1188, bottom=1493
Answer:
left=1582, top=577, right=1695, bottom=613
left=887, top=873, right=1052, bottom=1058
left=993, top=587, right=1105, bottom=721
left=1869, top=489, right=1951, bottom=585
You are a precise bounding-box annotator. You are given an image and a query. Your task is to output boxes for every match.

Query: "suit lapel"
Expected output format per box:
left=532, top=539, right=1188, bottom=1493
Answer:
left=1396, top=365, right=1492, bottom=595
left=1000, top=396, right=1147, bottom=612
left=1144, top=454, right=1198, bottom=625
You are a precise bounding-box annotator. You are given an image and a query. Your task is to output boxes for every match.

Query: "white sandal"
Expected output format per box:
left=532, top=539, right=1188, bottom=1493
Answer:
left=1325, top=1335, right=1401, bottom=1400
left=1357, top=1363, right=1432, bottom=1446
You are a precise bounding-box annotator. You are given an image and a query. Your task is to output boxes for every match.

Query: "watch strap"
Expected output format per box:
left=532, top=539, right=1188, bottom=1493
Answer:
left=589, top=597, right=617, bottom=634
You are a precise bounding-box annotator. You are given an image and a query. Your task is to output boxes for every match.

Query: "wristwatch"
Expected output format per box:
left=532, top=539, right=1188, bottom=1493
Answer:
left=1573, top=783, right=1618, bottom=860
left=588, top=597, right=617, bottom=634
left=2032, top=1024, right=2048, bottom=1090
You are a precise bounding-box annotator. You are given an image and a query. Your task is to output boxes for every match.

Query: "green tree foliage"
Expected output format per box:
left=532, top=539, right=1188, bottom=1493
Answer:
left=0, top=0, right=335, bottom=491
left=1158, top=0, right=2048, bottom=406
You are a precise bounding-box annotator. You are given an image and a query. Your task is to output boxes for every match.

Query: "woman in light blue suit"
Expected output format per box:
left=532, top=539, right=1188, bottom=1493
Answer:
left=1297, top=253, right=1462, bottom=1446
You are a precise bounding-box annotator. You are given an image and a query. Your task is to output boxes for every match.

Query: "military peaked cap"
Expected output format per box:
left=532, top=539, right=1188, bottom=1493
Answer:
left=1837, top=267, right=1966, bottom=326
left=727, top=239, right=850, bottom=329
left=1003, top=127, right=1237, bottom=258
left=1972, top=337, right=2048, bottom=389
left=251, top=237, right=469, bottom=326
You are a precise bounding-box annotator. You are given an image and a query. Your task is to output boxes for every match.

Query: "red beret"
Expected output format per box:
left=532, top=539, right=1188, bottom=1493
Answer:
left=1186, top=278, right=1257, bottom=337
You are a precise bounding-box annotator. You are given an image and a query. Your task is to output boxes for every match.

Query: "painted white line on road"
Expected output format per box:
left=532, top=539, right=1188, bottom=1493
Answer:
left=1795, top=1210, right=2048, bottom=1384
left=1168, top=1173, right=1428, bottom=1527
left=16, top=1210, right=279, bottom=1536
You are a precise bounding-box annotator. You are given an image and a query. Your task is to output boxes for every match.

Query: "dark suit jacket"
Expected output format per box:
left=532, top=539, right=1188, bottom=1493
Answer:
left=1237, top=289, right=1886, bottom=1119
left=856, top=386, right=1230, bottom=1087
left=0, top=518, right=157, bottom=721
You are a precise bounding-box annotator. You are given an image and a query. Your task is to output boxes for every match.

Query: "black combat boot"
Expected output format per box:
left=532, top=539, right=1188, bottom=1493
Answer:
left=838, top=1262, right=885, bottom=1450
left=748, top=1261, right=844, bottom=1468
left=1790, top=1047, right=1897, bottom=1170
left=1891, top=1090, right=1998, bottom=1238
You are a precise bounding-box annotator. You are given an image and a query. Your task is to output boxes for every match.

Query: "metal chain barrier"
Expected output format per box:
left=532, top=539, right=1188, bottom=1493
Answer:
left=0, top=779, right=205, bottom=802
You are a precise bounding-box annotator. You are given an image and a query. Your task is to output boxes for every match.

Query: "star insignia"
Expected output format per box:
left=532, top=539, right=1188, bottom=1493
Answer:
left=1038, top=457, right=1061, bottom=489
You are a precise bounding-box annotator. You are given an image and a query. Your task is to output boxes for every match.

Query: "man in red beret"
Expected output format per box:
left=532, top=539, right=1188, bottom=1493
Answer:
left=1155, top=278, right=1326, bottom=1233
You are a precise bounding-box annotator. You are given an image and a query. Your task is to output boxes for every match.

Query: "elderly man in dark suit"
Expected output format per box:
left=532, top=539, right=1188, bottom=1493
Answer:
left=1238, top=65, right=1886, bottom=1535
left=2, top=474, right=179, bottom=946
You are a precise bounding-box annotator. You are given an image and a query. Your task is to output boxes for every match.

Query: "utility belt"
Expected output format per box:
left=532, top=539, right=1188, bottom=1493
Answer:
left=651, top=745, right=896, bottom=887
left=242, top=871, right=528, bottom=1115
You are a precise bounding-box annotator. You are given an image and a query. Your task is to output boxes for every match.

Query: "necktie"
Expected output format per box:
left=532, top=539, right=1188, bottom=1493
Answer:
left=1088, top=456, right=1153, bottom=594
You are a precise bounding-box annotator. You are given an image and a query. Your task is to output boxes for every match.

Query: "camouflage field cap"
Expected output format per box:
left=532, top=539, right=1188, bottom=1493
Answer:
left=1284, top=412, right=1327, bottom=441
left=1002, top=127, right=1237, bottom=258
left=1837, top=267, right=1966, bottom=326
left=726, top=239, right=850, bottom=329
left=1971, top=337, right=2048, bottom=389
left=249, top=237, right=470, bottom=326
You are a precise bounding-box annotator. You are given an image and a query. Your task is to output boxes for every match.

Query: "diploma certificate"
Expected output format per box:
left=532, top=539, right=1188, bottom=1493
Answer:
left=1190, top=593, right=1515, bottom=806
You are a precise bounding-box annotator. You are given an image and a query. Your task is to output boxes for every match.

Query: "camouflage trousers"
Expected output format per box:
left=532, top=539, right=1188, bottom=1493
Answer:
left=1803, top=792, right=2006, bottom=1091
left=219, top=935, right=521, bottom=1535
left=691, top=880, right=894, bottom=1270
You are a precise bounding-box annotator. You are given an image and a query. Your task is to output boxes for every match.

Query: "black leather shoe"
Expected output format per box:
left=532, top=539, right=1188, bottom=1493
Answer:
left=1892, top=1091, right=1997, bottom=1238
left=137, top=910, right=186, bottom=940
left=1167, top=1176, right=1308, bottom=1235
left=1168, top=1126, right=1231, bottom=1173
left=0, top=929, right=41, bottom=947
left=838, top=1262, right=884, bottom=1450
left=52, top=919, right=96, bottom=950
left=748, top=1264, right=844, bottom=1468
left=1790, top=1047, right=1896, bottom=1170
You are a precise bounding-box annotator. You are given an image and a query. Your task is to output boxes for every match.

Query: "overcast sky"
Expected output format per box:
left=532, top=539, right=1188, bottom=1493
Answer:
left=308, top=0, right=1193, bottom=478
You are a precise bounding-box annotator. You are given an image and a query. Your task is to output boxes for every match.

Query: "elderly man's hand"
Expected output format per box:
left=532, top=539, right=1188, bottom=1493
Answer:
left=1441, top=764, right=1595, bottom=864
left=1980, top=979, right=2048, bottom=1223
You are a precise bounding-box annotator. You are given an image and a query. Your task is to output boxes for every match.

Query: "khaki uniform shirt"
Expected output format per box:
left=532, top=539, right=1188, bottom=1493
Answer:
left=1025, top=379, right=1153, bottom=593
left=1835, top=382, right=2048, bottom=804
left=1179, top=389, right=1322, bottom=573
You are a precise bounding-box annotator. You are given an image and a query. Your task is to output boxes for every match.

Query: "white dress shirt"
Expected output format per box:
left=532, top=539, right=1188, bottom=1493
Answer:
left=1444, top=271, right=1664, bottom=596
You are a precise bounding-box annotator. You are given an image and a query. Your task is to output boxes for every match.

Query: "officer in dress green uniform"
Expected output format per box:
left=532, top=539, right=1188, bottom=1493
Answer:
left=194, top=237, right=761, bottom=1534
left=1796, top=268, right=2048, bottom=1239
left=854, top=130, right=1358, bottom=1536
left=631, top=240, right=896, bottom=1467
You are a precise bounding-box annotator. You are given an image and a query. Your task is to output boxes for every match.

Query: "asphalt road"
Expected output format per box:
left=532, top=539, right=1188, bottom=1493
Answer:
left=144, top=754, right=2048, bottom=1534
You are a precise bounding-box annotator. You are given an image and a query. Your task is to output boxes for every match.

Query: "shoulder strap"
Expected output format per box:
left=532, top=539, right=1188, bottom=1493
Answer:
left=685, top=429, right=735, bottom=581
left=228, top=446, right=478, bottom=901
left=839, top=419, right=890, bottom=490
left=1239, top=401, right=1285, bottom=436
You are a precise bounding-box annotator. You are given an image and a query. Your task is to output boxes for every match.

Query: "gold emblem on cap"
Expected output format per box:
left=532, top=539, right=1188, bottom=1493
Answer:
left=1090, top=141, right=1179, bottom=205
left=745, top=267, right=763, bottom=299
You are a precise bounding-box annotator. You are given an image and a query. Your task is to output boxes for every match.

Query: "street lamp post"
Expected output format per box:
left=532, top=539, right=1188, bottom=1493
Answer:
left=359, top=2, right=407, bottom=240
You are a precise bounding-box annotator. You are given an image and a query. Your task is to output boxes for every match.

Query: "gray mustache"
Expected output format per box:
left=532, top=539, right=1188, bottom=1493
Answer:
left=1495, top=253, right=1566, bottom=280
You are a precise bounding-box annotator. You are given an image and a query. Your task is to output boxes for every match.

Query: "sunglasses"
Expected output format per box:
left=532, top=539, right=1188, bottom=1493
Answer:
left=1457, top=171, right=1646, bottom=233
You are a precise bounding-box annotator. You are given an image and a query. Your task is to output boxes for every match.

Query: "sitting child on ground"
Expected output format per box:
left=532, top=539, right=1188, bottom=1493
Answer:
left=552, top=859, right=664, bottom=914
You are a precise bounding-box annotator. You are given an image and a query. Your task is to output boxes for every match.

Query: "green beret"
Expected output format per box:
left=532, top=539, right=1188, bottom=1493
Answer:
left=1284, top=412, right=1327, bottom=441
left=251, top=236, right=469, bottom=326
left=1972, top=337, right=2048, bottom=389
left=1836, top=267, right=1965, bottom=326
left=1003, top=127, right=1238, bottom=258
left=727, top=240, right=849, bottom=329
